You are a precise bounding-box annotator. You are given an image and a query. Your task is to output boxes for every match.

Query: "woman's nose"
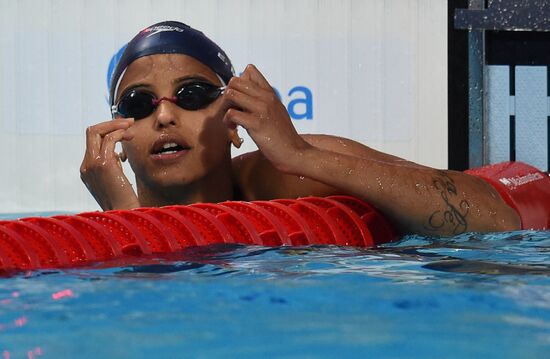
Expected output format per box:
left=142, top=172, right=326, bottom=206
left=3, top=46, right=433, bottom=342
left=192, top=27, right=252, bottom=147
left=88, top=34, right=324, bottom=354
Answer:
left=154, top=98, right=179, bottom=128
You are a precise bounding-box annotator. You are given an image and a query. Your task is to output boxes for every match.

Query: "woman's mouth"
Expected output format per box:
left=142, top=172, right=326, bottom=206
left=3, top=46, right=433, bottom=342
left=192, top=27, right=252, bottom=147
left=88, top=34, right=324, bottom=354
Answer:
left=150, top=139, right=191, bottom=162
left=157, top=142, right=184, bottom=155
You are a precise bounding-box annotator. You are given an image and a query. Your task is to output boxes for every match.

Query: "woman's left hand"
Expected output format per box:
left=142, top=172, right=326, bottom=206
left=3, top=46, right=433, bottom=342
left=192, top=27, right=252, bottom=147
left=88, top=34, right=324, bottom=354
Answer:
left=220, top=64, right=311, bottom=173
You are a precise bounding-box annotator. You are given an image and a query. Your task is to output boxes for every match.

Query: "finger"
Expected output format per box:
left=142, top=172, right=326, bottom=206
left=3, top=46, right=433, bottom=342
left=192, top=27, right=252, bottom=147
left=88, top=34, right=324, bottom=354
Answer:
left=85, top=119, right=134, bottom=159
left=89, top=118, right=134, bottom=138
left=121, top=130, right=134, bottom=142
left=223, top=108, right=257, bottom=131
left=243, top=64, right=271, bottom=89
left=227, top=76, right=272, bottom=99
left=100, top=128, right=128, bottom=161
left=221, top=87, right=265, bottom=115
left=85, top=126, right=103, bottom=160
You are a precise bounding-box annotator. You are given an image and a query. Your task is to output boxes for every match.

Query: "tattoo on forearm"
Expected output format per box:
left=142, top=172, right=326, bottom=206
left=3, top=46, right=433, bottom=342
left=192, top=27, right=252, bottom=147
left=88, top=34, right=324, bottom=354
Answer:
left=425, top=172, right=470, bottom=235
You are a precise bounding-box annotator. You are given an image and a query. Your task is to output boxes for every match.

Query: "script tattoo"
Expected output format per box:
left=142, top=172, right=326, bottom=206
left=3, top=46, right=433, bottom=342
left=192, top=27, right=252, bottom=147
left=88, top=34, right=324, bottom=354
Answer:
left=425, top=172, right=470, bottom=235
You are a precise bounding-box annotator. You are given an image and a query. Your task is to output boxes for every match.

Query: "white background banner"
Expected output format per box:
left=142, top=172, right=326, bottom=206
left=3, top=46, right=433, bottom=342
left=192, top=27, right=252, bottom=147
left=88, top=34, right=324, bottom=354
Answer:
left=0, top=0, right=447, bottom=213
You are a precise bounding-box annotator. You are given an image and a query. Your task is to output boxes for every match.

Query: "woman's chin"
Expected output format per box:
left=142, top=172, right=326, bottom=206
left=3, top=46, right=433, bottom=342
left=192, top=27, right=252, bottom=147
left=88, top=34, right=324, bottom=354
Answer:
left=139, top=169, right=197, bottom=192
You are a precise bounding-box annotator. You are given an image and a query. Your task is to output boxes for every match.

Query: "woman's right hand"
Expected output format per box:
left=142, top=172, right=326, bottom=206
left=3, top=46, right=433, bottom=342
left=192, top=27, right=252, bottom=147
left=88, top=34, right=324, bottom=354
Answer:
left=80, top=118, right=141, bottom=210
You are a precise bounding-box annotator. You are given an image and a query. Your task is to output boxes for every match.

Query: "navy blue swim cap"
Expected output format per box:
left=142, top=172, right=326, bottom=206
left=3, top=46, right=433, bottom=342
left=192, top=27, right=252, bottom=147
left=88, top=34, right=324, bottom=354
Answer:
left=109, top=21, right=234, bottom=106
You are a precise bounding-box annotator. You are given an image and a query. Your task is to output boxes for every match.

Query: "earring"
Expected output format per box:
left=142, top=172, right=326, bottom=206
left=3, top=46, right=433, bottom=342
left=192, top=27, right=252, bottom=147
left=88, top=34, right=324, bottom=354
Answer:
left=231, top=135, right=244, bottom=149
left=118, top=151, right=127, bottom=162
left=230, top=131, right=244, bottom=148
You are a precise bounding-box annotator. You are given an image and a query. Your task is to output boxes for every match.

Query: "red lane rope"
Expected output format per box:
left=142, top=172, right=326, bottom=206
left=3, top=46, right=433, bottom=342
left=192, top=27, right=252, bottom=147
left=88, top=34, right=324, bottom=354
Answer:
left=0, top=196, right=396, bottom=272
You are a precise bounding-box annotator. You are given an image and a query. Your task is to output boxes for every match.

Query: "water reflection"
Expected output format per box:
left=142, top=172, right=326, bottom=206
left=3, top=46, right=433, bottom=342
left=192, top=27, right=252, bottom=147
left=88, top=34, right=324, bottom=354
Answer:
left=81, top=230, right=550, bottom=283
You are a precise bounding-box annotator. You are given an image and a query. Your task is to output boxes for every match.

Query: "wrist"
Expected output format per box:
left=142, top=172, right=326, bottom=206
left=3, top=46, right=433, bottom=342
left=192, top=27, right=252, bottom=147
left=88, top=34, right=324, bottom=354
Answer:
left=278, top=141, right=319, bottom=176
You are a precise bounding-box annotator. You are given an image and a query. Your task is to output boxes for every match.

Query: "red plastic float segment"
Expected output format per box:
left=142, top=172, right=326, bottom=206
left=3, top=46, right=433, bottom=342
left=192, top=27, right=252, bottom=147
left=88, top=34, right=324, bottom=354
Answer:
left=55, top=216, right=122, bottom=261
left=0, top=226, right=15, bottom=269
left=164, top=205, right=233, bottom=246
left=191, top=203, right=261, bottom=245
left=328, top=196, right=396, bottom=245
left=360, top=212, right=397, bottom=246
left=221, top=202, right=287, bottom=246
left=3, top=221, right=68, bottom=268
left=0, top=225, right=41, bottom=270
left=251, top=201, right=312, bottom=246
left=78, top=211, right=152, bottom=256
left=21, top=217, right=96, bottom=264
left=273, top=199, right=340, bottom=246
left=135, top=207, right=204, bottom=248
left=108, top=211, right=180, bottom=253
left=298, top=197, right=375, bottom=247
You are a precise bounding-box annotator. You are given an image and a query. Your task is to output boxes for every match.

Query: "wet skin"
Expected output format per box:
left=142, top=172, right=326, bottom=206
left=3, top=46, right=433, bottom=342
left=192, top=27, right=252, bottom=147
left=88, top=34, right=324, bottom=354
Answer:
left=81, top=55, right=238, bottom=209
left=81, top=54, right=521, bottom=236
left=117, top=55, right=236, bottom=205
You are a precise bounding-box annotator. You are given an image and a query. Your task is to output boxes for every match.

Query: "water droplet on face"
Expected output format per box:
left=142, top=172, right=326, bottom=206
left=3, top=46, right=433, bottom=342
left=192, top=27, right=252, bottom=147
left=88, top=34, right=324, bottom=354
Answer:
left=299, top=176, right=305, bottom=180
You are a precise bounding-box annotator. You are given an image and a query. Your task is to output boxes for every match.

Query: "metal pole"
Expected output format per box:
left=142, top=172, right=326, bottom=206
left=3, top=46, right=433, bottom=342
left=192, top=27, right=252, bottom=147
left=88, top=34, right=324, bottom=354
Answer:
left=467, top=0, right=485, bottom=168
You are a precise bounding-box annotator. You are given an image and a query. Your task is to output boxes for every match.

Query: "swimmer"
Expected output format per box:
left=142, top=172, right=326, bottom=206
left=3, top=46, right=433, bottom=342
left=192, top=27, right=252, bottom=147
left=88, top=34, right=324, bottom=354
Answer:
left=80, top=21, right=521, bottom=237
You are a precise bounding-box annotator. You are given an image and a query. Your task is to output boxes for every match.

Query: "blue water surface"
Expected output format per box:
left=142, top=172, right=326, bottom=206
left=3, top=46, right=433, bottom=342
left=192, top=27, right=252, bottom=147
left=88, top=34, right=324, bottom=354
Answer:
left=0, top=225, right=549, bottom=358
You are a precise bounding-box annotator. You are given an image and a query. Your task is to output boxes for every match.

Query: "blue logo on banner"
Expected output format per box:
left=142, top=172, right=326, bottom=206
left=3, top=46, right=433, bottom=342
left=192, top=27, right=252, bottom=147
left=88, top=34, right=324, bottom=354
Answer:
left=273, top=86, right=313, bottom=120
left=107, top=46, right=313, bottom=120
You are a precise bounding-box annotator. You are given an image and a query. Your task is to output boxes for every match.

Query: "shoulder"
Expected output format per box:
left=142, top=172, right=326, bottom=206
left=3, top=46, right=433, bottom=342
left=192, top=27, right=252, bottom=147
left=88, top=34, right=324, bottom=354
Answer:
left=231, top=134, right=414, bottom=201
left=232, top=150, right=334, bottom=201
left=231, top=135, right=347, bottom=201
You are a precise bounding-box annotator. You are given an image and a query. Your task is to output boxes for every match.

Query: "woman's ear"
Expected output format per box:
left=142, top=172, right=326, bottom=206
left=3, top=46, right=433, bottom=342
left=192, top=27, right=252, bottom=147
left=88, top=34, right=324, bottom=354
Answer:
left=228, top=128, right=244, bottom=149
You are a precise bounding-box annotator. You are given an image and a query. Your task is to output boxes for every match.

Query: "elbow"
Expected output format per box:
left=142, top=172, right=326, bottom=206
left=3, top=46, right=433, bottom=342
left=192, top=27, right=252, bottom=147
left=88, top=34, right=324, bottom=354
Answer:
left=470, top=175, right=521, bottom=232
left=494, top=204, right=522, bottom=232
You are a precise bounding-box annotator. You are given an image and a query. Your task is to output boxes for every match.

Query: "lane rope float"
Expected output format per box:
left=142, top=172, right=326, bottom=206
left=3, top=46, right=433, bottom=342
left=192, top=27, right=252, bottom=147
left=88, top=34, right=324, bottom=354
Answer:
left=0, top=196, right=395, bottom=272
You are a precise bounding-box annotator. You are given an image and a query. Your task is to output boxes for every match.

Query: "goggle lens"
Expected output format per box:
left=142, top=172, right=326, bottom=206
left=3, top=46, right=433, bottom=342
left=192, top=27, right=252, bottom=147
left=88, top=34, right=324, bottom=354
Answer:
left=116, top=91, right=156, bottom=120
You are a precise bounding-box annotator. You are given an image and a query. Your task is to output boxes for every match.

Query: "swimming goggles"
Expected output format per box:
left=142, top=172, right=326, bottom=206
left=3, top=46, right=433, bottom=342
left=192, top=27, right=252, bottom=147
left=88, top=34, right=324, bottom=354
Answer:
left=111, top=82, right=226, bottom=120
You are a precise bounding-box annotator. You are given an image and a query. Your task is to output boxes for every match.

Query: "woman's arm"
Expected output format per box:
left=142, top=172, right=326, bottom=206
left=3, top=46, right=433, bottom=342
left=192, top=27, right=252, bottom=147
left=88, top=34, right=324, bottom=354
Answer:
left=223, top=65, right=521, bottom=236
left=288, top=136, right=520, bottom=235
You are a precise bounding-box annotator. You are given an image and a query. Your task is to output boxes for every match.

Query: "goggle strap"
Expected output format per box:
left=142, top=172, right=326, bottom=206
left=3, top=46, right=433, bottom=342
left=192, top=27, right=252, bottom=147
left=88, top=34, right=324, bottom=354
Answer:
left=111, top=105, right=119, bottom=119
left=111, top=67, right=128, bottom=106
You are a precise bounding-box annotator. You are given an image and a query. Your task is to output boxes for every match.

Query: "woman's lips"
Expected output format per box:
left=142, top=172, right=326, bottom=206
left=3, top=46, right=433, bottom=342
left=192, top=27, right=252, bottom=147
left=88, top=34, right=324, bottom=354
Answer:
left=150, top=137, right=191, bottom=162
left=150, top=148, right=189, bottom=162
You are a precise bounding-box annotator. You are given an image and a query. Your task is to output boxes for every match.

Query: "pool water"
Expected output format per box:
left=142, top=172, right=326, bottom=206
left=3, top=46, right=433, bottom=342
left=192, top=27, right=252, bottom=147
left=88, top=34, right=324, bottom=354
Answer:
left=0, top=226, right=549, bottom=358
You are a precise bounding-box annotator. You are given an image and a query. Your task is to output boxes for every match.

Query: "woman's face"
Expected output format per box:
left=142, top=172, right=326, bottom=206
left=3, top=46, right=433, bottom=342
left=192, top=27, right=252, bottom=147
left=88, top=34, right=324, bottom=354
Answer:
left=116, top=54, right=232, bottom=191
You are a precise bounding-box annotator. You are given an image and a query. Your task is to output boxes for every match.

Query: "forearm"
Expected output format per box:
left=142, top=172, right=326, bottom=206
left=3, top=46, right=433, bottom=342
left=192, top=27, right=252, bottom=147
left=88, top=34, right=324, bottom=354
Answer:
left=286, top=144, right=521, bottom=236
left=221, top=66, right=520, bottom=235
